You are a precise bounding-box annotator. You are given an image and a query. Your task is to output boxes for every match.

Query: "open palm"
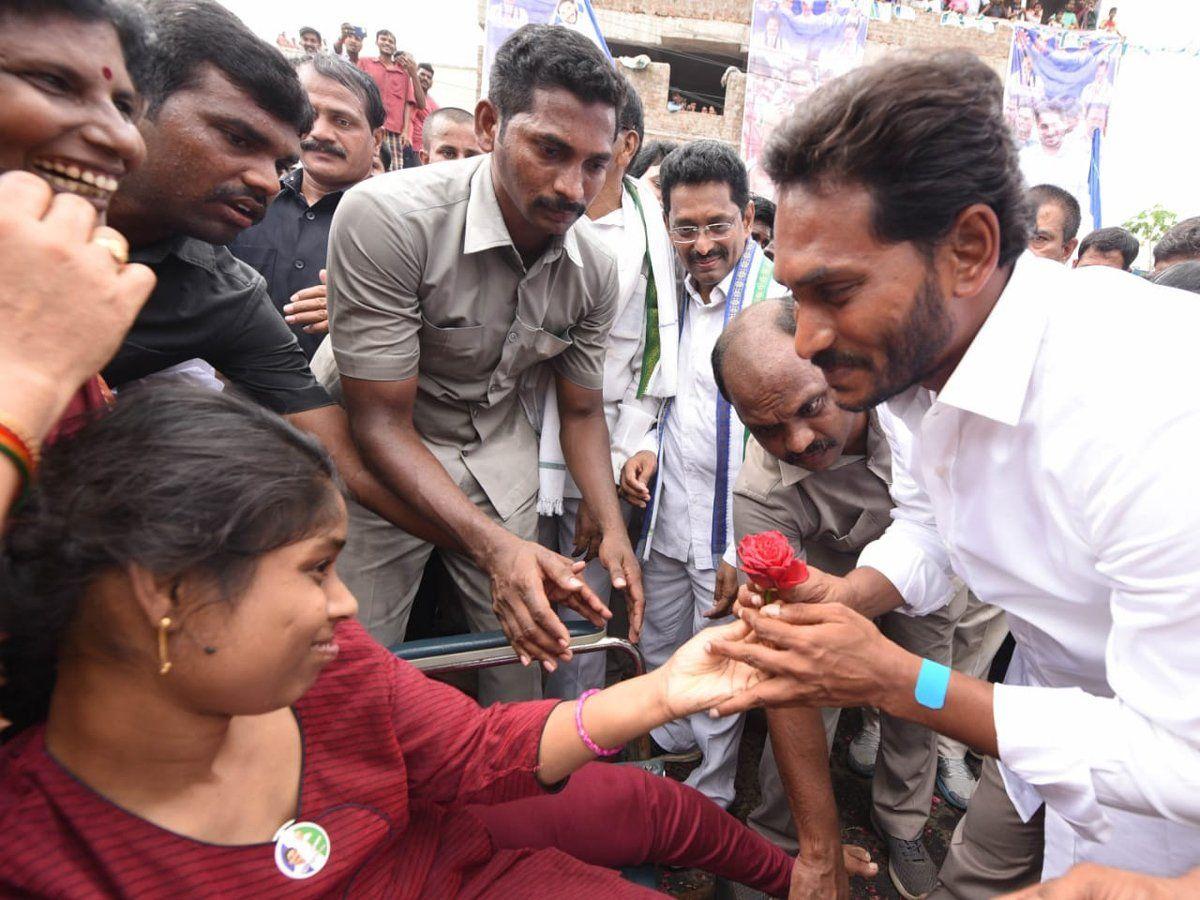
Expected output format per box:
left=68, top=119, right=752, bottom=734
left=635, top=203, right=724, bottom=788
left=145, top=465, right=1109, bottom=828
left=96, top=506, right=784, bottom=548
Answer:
left=658, top=620, right=772, bottom=720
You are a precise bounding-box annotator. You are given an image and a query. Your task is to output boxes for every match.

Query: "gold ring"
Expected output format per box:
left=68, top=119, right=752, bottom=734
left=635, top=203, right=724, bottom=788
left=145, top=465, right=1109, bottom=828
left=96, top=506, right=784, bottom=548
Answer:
left=92, top=233, right=129, bottom=266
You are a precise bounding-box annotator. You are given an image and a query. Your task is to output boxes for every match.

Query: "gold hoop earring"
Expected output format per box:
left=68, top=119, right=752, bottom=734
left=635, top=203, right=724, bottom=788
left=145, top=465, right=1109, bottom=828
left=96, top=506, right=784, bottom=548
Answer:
left=158, top=616, right=173, bottom=675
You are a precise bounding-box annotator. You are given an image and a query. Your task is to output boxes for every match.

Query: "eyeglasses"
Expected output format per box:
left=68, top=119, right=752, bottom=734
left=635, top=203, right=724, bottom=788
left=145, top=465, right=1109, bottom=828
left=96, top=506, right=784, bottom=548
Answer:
left=668, top=221, right=737, bottom=245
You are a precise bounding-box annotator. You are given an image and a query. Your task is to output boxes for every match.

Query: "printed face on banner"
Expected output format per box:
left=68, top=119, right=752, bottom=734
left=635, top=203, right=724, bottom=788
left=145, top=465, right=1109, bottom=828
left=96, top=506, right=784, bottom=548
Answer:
left=741, top=1, right=867, bottom=199
left=1003, top=25, right=1121, bottom=230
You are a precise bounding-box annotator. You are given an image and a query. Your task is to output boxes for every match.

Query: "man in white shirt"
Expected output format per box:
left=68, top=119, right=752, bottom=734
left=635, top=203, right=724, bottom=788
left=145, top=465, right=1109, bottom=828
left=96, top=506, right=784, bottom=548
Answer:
left=706, top=51, right=1200, bottom=895
left=538, top=83, right=678, bottom=699
left=619, top=141, right=787, bottom=807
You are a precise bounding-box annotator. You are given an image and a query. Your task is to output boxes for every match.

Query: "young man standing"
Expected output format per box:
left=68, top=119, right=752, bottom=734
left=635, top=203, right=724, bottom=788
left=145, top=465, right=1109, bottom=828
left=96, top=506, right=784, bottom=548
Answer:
left=708, top=51, right=1200, bottom=895
left=408, top=61, right=439, bottom=159
left=322, top=26, right=643, bottom=704
left=357, top=30, right=413, bottom=171
left=619, top=141, right=786, bottom=807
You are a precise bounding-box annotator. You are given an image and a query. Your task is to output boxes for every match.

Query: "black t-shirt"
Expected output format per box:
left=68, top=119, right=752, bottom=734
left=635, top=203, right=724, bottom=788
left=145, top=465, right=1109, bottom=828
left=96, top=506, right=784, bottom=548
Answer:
left=227, top=169, right=342, bottom=360
left=104, top=235, right=332, bottom=415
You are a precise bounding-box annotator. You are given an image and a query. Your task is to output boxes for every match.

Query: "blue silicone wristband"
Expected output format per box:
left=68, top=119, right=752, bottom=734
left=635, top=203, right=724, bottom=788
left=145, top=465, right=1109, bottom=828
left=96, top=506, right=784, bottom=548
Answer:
left=914, top=658, right=951, bottom=710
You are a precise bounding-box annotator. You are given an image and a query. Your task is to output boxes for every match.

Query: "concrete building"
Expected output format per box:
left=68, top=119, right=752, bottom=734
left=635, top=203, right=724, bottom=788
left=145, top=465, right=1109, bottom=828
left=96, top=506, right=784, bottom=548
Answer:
left=478, top=0, right=1014, bottom=148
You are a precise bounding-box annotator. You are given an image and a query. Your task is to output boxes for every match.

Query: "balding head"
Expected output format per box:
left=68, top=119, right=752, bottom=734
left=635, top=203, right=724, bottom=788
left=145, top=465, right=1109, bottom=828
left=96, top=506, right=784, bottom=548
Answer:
left=713, top=298, right=866, bottom=471
left=420, top=106, right=481, bottom=164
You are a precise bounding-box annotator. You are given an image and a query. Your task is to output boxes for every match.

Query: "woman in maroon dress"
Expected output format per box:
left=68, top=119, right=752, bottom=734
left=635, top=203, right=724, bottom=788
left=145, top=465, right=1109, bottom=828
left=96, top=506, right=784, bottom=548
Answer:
left=0, top=387, right=874, bottom=898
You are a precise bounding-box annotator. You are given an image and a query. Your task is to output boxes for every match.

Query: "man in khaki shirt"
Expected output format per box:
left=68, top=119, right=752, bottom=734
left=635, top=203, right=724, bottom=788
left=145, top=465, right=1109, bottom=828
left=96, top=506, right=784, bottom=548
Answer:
left=315, top=25, right=643, bottom=702
left=712, top=299, right=1001, bottom=897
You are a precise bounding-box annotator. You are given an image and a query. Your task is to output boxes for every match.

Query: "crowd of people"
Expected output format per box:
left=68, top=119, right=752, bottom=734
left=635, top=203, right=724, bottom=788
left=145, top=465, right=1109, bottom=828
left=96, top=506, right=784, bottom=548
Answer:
left=2, top=1, right=1199, bottom=899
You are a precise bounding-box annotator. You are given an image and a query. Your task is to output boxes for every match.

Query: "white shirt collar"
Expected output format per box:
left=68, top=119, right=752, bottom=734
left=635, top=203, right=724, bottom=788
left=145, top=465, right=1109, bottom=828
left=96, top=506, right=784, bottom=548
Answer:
left=936, top=252, right=1055, bottom=427
left=683, top=262, right=738, bottom=308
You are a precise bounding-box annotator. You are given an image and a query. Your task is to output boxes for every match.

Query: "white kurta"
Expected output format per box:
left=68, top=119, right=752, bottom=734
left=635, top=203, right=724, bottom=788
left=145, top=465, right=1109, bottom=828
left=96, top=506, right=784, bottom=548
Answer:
left=646, top=266, right=788, bottom=569
left=858, top=254, right=1200, bottom=879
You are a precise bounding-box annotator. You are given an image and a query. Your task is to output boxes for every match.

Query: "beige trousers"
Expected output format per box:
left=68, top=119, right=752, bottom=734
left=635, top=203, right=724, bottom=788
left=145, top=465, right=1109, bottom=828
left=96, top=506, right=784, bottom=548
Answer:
left=931, top=757, right=1045, bottom=899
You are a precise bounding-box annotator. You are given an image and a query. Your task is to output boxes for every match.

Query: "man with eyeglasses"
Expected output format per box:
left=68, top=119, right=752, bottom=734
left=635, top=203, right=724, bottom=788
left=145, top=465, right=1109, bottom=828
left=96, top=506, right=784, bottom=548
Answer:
left=619, top=140, right=787, bottom=807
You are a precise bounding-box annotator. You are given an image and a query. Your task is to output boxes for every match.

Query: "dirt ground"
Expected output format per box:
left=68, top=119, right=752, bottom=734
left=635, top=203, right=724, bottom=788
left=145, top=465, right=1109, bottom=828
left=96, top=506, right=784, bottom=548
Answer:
left=657, top=707, right=972, bottom=899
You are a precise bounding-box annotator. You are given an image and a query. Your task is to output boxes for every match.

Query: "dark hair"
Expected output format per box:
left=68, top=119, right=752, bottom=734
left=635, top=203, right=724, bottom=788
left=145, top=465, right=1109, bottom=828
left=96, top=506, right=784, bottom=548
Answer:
left=140, top=0, right=313, bottom=135
left=378, top=141, right=392, bottom=170
left=1078, top=226, right=1139, bottom=269
left=712, top=297, right=796, bottom=402
left=376, top=28, right=393, bottom=40
left=0, top=0, right=156, bottom=92
left=627, top=139, right=678, bottom=178
left=1028, top=184, right=1082, bottom=243
left=488, top=25, right=625, bottom=135
left=418, top=62, right=434, bottom=75
left=0, top=387, right=340, bottom=735
left=618, top=77, right=645, bottom=168
left=298, top=25, right=320, bottom=40
left=763, top=51, right=1030, bottom=268
left=297, top=52, right=384, bottom=131
left=1154, top=216, right=1200, bottom=267
left=659, top=139, right=749, bottom=217
left=1152, top=260, right=1200, bottom=295
left=752, top=194, right=776, bottom=229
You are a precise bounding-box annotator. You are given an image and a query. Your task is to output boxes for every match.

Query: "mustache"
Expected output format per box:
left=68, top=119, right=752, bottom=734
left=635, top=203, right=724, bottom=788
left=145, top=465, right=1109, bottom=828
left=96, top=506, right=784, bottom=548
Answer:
left=689, top=247, right=726, bottom=265
left=783, top=437, right=838, bottom=466
left=205, top=183, right=269, bottom=207
left=301, top=139, right=347, bottom=159
left=811, top=348, right=874, bottom=372
left=534, top=195, right=586, bottom=218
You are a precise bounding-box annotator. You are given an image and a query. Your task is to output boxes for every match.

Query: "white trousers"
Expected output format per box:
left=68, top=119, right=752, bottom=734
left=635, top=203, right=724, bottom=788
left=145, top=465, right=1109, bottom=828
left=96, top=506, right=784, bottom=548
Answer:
left=640, top=549, right=745, bottom=808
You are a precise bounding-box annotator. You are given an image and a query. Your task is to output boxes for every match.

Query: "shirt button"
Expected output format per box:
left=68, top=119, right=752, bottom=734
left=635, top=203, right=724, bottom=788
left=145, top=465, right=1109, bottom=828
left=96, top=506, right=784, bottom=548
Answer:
left=305, top=211, right=316, bottom=221
left=507, top=332, right=518, bottom=343
left=293, top=259, right=305, bottom=270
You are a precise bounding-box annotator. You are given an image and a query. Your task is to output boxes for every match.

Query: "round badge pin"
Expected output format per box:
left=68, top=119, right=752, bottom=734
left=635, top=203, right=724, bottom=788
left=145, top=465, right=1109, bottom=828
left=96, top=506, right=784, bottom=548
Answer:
left=273, top=820, right=331, bottom=880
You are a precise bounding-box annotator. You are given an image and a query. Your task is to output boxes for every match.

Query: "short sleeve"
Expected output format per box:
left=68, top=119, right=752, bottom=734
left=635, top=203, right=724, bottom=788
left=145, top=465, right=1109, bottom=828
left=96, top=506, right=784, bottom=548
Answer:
left=327, top=188, right=424, bottom=382
left=553, top=254, right=618, bottom=391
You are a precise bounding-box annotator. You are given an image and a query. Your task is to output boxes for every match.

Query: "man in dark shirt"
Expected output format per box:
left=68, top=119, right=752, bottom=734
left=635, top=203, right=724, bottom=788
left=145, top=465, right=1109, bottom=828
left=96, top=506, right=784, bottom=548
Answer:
left=106, top=0, right=599, bottom=624
left=229, top=54, right=383, bottom=358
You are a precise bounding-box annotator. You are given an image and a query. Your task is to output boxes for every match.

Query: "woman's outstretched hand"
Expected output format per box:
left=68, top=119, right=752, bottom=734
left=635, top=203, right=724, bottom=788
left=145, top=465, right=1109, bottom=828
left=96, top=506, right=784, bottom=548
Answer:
left=655, top=619, right=773, bottom=720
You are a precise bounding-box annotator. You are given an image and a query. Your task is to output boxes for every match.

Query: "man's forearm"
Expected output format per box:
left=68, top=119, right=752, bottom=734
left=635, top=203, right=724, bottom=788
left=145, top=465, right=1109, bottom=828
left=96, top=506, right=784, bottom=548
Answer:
left=560, top=404, right=625, bottom=535
left=844, top=567, right=908, bottom=619
left=290, top=405, right=505, bottom=561
left=877, top=654, right=999, bottom=758
left=767, top=707, right=844, bottom=858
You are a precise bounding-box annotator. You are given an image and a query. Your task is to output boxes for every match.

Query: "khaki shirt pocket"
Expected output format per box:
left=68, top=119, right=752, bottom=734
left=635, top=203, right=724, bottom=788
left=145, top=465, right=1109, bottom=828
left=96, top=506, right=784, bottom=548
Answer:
left=418, top=317, right=491, bottom=383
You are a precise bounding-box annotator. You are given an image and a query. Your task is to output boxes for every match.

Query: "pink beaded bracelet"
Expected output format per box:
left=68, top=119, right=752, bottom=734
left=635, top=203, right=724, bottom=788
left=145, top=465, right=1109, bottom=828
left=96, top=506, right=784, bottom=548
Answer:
left=574, top=689, right=624, bottom=757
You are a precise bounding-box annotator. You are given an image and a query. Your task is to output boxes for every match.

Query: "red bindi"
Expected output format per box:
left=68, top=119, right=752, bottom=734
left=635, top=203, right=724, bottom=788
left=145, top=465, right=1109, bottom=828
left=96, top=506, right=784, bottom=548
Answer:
left=102, top=66, right=112, bottom=81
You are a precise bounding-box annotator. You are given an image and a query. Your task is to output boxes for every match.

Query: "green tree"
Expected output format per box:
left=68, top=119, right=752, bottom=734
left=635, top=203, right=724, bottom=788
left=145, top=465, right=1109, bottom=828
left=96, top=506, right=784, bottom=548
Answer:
left=1123, top=205, right=1179, bottom=247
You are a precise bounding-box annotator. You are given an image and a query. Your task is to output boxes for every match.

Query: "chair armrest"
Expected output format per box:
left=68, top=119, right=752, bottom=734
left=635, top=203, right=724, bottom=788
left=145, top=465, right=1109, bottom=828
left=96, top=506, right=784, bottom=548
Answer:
left=391, top=621, right=605, bottom=664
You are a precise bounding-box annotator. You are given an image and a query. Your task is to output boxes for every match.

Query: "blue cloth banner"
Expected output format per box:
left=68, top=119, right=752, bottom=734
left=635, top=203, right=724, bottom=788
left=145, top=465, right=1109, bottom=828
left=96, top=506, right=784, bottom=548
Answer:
left=741, top=0, right=867, bottom=199
left=482, top=0, right=611, bottom=96
left=1004, top=26, right=1122, bottom=231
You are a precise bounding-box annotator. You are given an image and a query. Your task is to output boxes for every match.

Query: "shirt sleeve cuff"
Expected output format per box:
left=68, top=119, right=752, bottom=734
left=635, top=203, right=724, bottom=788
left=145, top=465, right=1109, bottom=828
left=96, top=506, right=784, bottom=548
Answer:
left=994, top=683, right=1113, bottom=843
left=722, top=543, right=738, bottom=568
left=331, top=345, right=419, bottom=382
left=856, top=527, right=957, bottom=617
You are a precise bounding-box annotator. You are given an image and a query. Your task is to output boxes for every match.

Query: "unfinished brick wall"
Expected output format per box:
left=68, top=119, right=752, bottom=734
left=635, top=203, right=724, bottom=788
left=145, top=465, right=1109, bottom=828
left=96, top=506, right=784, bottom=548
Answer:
left=625, top=7, right=1013, bottom=146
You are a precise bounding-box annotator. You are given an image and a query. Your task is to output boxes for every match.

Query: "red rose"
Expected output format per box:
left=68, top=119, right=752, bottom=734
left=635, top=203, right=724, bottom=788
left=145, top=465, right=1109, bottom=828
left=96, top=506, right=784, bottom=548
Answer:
left=737, top=531, right=808, bottom=594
